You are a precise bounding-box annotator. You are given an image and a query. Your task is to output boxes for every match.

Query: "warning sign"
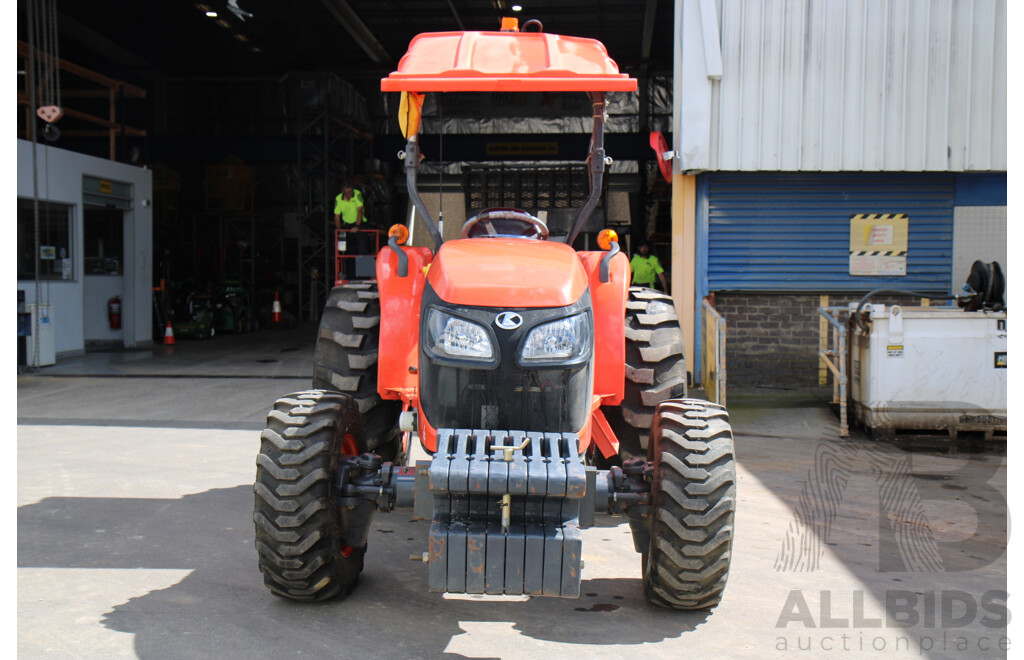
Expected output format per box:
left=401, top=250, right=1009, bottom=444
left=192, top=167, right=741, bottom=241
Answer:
left=849, top=213, right=908, bottom=276
left=887, top=344, right=904, bottom=358
left=868, top=224, right=894, bottom=245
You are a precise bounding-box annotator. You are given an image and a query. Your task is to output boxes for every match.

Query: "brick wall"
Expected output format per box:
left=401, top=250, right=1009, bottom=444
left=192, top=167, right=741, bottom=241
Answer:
left=712, top=294, right=821, bottom=387
left=711, top=292, right=925, bottom=388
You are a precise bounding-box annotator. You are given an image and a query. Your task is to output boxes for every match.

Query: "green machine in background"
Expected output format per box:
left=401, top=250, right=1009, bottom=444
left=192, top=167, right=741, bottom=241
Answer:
left=168, top=283, right=216, bottom=340
left=214, top=280, right=258, bottom=334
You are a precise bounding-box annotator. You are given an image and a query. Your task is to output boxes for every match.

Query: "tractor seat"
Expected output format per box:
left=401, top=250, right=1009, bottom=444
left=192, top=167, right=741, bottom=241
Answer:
left=461, top=208, right=549, bottom=240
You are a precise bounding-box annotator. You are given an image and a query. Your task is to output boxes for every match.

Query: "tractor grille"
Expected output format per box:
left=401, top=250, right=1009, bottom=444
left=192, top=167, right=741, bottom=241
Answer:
left=421, top=363, right=590, bottom=433
left=418, top=284, right=592, bottom=435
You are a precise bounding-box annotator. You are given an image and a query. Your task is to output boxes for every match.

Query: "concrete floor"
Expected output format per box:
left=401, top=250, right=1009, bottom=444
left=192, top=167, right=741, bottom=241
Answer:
left=17, top=326, right=1009, bottom=659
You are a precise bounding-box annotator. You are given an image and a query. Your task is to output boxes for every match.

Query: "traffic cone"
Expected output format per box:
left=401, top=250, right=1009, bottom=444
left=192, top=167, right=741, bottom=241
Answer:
left=163, top=321, right=176, bottom=345
left=272, top=291, right=282, bottom=324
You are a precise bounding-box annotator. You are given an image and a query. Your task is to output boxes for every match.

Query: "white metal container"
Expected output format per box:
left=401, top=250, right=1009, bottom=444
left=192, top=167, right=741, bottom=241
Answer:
left=850, top=305, right=1006, bottom=436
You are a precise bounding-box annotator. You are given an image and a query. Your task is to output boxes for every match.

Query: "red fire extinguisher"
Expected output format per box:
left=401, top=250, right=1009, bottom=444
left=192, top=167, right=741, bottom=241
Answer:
left=108, top=296, right=122, bottom=329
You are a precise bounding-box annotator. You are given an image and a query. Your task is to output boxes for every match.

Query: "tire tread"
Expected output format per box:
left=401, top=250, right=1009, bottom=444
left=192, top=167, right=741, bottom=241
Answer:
left=313, top=284, right=401, bottom=460
left=644, top=398, right=736, bottom=610
left=603, top=286, right=687, bottom=460
left=253, top=390, right=367, bottom=601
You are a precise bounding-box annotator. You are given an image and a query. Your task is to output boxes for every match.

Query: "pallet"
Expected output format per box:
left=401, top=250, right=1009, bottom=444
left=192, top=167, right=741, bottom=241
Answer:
left=868, top=424, right=1006, bottom=454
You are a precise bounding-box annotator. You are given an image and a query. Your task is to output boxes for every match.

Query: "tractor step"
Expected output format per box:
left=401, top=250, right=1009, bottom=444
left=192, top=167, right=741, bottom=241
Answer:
left=426, top=429, right=587, bottom=598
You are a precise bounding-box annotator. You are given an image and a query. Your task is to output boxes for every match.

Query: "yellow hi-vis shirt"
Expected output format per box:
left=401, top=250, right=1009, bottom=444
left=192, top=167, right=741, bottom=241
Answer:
left=630, top=254, right=664, bottom=286
left=334, top=189, right=364, bottom=224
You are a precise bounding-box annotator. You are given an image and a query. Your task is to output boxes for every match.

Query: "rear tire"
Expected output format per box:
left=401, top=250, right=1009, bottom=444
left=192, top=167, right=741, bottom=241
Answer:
left=253, top=390, right=368, bottom=601
left=644, top=398, right=735, bottom=610
left=313, top=283, right=402, bottom=461
left=603, top=287, right=687, bottom=461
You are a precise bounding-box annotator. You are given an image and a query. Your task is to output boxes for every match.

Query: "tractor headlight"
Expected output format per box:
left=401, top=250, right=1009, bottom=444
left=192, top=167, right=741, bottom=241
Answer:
left=519, top=313, right=591, bottom=365
left=426, top=309, right=494, bottom=361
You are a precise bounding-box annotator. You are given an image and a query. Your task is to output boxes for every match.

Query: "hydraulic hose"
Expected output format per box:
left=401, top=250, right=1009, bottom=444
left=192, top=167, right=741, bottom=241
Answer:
left=403, top=136, right=443, bottom=251
left=853, top=289, right=967, bottom=331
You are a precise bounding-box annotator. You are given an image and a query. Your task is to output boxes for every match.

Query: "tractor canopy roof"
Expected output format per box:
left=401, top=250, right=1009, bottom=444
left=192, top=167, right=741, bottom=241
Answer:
left=380, top=29, right=637, bottom=93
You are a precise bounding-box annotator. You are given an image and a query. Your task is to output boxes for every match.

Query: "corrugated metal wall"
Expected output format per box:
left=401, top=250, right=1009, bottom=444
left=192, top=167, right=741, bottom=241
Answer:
left=703, top=172, right=954, bottom=292
left=710, top=0, right=1006, bottom=172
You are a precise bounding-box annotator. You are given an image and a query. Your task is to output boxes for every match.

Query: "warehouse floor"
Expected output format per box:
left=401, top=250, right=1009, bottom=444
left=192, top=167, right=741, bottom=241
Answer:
left=17, top=328, right=1009, bottom=659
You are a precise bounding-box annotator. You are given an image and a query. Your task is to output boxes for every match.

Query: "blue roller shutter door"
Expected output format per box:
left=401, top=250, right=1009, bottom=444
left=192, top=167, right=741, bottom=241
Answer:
left=704, top=173, right=954, bottom=293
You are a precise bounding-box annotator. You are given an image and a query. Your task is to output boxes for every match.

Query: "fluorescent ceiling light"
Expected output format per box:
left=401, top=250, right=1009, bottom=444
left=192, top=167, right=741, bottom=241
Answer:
left=512, top=5, right=522, bottom=11
left=206, top=11, right=218, bottom=17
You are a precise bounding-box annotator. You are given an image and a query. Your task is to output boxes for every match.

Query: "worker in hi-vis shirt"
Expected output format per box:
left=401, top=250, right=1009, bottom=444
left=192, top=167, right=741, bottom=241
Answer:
left=630, top=241, right=668, bottom=293
left=333, top=183, right=364, bottom=230
left=334, top=183, right=367, bottom=279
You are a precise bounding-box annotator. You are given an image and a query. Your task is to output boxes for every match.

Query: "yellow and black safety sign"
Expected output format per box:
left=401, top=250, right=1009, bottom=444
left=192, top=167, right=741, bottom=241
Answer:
left=851, top=250, right=908, bottom=257
left=849, top=213, right=908, bottom=276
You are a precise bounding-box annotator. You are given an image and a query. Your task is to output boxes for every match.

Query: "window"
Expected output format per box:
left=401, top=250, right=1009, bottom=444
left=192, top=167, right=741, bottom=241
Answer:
left=17, top=199, right=73, bottom=281
left=84, top=206, right=124, bottom=275
left=463, top=164, right=600, bottom=211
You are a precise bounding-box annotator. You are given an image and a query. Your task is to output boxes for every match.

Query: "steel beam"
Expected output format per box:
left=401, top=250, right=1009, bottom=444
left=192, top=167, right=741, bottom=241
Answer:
left=319, top=0, right=393, bottom=65
left=445, top=0, right=466, bottom=30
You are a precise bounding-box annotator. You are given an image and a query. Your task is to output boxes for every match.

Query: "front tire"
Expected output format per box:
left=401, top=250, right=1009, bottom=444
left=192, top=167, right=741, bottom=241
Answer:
left=644, top=399, right=736, bottom=610
left=603, top=287, right=687, bottom=461
left=314, top=283, right=402, bottom=461
left=253, top=390, right=368, bottom=601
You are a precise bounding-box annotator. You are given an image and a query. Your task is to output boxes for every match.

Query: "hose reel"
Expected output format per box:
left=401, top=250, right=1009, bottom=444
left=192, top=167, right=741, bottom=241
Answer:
left=957, top=260, right=1005, bottom=312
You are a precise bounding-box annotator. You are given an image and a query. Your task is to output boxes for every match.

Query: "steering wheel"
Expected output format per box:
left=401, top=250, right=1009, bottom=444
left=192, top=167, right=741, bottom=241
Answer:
left=461, top=208, right=549, bottom=240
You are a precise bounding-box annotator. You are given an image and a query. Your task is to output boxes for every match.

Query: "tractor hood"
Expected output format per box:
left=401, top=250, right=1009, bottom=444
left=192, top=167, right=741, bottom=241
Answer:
left=427, top=238, right=589, bottom=308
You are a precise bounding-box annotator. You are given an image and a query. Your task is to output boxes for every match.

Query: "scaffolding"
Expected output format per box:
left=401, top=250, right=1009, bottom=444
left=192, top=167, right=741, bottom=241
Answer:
left=291, top=73, right=374, bottom=321
left=17, top=40, right=146, bottom=161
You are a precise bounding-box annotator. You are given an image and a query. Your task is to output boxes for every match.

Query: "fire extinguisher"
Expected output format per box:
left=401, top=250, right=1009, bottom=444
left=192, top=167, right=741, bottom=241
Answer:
left=108, top=296, right=122, bottom=330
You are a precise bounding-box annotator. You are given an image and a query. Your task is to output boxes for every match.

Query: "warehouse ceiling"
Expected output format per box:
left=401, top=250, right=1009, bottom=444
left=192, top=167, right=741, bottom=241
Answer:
left=26, top=0, right=674, bottom=84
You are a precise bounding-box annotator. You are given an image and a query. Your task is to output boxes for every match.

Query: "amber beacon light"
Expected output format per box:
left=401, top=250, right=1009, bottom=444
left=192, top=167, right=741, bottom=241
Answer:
left=388, top=224, right=410, bottom=245
left=597, top=229, right=618, bottom=250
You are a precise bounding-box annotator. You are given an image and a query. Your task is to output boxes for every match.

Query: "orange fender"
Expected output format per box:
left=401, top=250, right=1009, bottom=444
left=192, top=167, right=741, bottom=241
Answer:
left=578, top=250, right=629, bottom=405
left=377, top=246, right=433, bottom=399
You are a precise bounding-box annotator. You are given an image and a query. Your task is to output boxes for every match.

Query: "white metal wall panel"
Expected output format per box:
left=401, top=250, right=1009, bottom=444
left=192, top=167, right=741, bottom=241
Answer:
left=713, top=0, right=741, bottom=167
left=989, top=6, right=1007, bottom=168
left=706, top=0, right=1006, bottom=172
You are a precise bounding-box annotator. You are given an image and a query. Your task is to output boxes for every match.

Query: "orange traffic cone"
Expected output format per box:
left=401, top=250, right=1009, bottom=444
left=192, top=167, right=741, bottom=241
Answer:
left=163, top=321, right=176, bottom=345
left=272, top=291, right=282, bottom=324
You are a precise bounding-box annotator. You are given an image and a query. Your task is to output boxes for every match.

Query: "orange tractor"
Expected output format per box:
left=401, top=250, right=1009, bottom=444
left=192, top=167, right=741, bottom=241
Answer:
left=254, top=20, right=736, bottom=610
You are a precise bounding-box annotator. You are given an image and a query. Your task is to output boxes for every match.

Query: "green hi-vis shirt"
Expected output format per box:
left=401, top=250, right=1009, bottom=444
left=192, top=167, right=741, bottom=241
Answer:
left=630, top=254, right=664, bottom=286
left=334, top=189, right=364, bottom=224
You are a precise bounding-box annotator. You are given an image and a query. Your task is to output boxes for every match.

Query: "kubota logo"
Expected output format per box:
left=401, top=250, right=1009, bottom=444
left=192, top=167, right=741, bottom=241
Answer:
left=495, top=312, right=523, bottom=330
